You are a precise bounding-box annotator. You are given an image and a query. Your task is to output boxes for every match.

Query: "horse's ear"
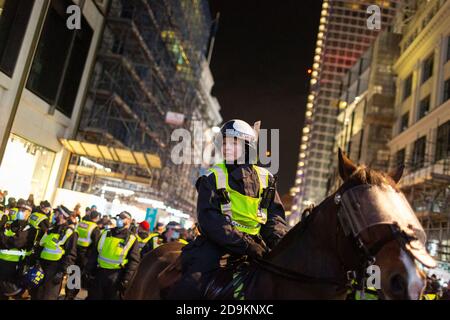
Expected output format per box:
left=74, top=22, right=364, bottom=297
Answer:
left=338, top=148, right=357, bottom=182
left=389, top=164, right=404, bottom=184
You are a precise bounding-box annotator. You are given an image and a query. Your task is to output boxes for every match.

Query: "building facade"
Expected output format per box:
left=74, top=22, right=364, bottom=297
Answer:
left=328, top=31, right=401, bottom=192
left=0, top=0, right=106, bottom=204
left=290, top=0, right=399, bottom=223
left=388, top=0, right=450, bottom=262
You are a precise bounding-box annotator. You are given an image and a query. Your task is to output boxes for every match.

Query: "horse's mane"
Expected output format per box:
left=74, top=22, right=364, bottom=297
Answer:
left=347, top=165, right=399, bottom=192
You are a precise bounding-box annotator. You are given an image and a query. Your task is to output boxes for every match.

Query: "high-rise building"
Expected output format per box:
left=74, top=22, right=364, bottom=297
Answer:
left=290, top=0, right=399, bottom=224
left=387, top=0, right=450, bottom=263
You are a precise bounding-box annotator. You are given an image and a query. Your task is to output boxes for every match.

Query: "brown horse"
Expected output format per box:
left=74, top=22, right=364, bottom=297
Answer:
left=125, top=149, right=436, bottom=300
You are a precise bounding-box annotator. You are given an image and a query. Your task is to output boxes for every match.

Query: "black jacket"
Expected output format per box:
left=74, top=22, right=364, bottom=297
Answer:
left=37, top=223, right=78, bottom=272
left=0, top=220, right=37, bottom=253
left=87, top=227, right=140, bottom=283
left=196, top=163, right=287, bottom=256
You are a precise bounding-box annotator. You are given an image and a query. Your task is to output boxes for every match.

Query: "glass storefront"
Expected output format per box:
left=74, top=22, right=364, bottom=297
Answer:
left=0, top=134, right=55, bottom=202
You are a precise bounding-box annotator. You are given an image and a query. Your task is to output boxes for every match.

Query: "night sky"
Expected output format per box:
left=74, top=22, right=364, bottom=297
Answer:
left=208, top=0, right=322, bottom=195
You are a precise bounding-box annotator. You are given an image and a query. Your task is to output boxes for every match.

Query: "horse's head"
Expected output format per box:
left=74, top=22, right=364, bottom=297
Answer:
left=335, top=149, right=436, bottom=300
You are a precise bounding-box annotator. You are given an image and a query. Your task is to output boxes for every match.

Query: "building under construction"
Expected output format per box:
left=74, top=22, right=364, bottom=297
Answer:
left=61, top=0, right=222, bottom=218
left=388, top=0, right=450, bottom=266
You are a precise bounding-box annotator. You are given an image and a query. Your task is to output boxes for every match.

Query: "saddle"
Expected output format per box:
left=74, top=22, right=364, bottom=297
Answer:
left=203, top=256, right=253, bottom=300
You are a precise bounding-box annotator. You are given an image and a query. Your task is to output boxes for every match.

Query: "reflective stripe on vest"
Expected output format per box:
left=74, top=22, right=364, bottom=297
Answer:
left=76, top=220, right=98, bottom=247
left=97, top=230, right=136, bottom=269
left=39, top=228, right=74, bottom=261
left=28, top=212, right=48, bottom=230
left=0, top=226, right=32, bottom=262
left=0, top=249, right=27, bottom=262
left=209, top=163, right=269, bottom=235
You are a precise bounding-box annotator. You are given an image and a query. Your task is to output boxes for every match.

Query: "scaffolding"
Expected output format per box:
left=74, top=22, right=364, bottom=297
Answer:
left=63, top=0, right=214, bottom=215
left=392, top=130, right=450, bottom=262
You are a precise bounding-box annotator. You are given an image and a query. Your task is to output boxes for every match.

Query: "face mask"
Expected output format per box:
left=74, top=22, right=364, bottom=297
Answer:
left=116, top=218, right=124, bottom=228
left=104, top=225, right=110, bottom=230
left=17, top=211, right=25, bottom=221
left=172, top=231, right=180, bottom=239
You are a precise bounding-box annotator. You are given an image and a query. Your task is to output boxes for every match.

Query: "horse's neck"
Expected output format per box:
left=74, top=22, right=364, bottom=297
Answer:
left=251, top=198, right=348, bottom=298
left=270, top=198, right=343, bottom=276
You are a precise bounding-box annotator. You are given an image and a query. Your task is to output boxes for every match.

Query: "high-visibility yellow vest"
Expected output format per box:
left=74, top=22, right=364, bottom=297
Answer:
left=97, top=230, right=136, bottom=269
left=178, top=238, right=188, bottom=245
left=209, top=163, right=269, bottom=235
left=136, top=233, right=152, bottom=251
left=8, top=208, right=19, bottom=221
left=39, top=227, right=74, bottom=261
left=76, top=220, right=98, bottom=247
left=355, top=288, right=378, bottom=300
left=423, top=293, right=438, bottom=300
left=28, top=212, right=48, bottom=230
left=0, top=224, right=32, bottom=262
left=148, top=233, right=163, bottom=250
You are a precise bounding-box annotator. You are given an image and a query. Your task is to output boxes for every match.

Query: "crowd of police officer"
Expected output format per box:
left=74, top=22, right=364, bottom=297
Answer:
left=0, top=193, right=192, bottom=300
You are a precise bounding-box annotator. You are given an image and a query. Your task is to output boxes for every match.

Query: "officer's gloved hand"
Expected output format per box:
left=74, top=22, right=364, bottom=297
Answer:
left=10, top=222, right=20, bottom=233
left=245, top=238, right=266, bottom=260
left=53, top=271, right=65, bottom=285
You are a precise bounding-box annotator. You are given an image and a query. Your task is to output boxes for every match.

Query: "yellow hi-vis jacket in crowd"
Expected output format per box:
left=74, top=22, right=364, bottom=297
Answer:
left=39, top=227, right=74, bottom=261
left=76, top=220, right=98, bottom=247
left=97, top=230, right=137, bottom=269
left=0, top=222, right=32, bottom=262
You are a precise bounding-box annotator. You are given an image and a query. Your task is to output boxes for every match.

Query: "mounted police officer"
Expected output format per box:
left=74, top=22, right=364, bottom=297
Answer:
left=86, top=211, right=140, bottom=300
left=168, top=119, right=287, bottom=299
left=0, top=202, right=36, bottom=299
left=30, top=205, right=78, bottom=300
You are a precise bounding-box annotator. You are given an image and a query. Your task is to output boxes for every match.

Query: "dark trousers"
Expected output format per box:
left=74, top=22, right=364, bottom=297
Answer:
left=30, top=260, right=62, bottom=300
left=167, top=237, right=223, bottom=300
left=0, top=260, right=21, bottom=299
left=86, top=268, right=122, bottom=300
left=64, top=247, right=88, bottom=300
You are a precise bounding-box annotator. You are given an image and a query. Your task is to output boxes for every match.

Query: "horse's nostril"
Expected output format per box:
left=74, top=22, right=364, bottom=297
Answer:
left=390, top=274, right=407, bottom=296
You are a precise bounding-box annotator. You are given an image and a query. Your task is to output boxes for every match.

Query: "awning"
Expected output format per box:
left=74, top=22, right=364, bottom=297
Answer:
left=59, top=139, right=162, bottom=169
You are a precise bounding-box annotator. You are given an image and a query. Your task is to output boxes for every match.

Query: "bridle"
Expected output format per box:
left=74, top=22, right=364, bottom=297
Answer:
left=254, top=183, right=421, bottom=293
